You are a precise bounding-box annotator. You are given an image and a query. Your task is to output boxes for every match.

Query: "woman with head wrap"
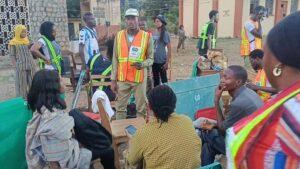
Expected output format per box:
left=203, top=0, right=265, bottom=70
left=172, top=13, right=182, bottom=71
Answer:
left=226, top=12, right=300, bottom=169
left=30, top=21, right=63, bottom=75
left=9, top=25, right=36, bottom=99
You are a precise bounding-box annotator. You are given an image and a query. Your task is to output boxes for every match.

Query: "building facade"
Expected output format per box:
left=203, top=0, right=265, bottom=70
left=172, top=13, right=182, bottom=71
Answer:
left=91, top=0, right=121, bottom=26
left=0, top=0, right=70, bottom=56
left=179, top=0, right=300, bottom=38
left=0, top=0, right=122, bottom=56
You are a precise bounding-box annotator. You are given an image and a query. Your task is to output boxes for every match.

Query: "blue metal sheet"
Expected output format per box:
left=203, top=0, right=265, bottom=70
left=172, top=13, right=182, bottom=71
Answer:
left=167, top=74, right=220, bottom=120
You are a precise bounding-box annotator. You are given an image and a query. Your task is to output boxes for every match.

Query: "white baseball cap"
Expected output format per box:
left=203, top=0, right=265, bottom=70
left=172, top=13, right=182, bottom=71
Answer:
left=125, top=8, right=139, bottom=17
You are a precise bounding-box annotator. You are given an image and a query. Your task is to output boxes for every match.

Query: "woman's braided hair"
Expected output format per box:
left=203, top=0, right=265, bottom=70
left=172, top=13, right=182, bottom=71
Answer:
left=147, top=85, right=177, bottom=123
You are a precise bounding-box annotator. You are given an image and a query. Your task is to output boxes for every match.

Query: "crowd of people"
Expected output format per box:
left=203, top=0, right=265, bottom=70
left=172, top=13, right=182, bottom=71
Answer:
left=6, top=5, right=300, bottom=169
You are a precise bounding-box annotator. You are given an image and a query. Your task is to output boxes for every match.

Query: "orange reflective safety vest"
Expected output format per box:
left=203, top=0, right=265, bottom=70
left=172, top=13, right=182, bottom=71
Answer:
left=240, top=21, right=262, bottom=56
left=116, top=30, right=150, bottom=83
left=254, top=69, right=271, bottom=102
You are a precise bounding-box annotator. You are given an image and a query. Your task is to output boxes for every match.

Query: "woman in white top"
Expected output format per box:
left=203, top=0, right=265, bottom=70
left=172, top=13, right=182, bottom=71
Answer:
left=30, top=21, right=63, bottom=74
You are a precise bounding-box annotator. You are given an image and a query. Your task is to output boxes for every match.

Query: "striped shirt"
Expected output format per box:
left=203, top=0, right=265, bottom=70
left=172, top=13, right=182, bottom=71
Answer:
left=227, top=83, right=300, bottom=169
left=9, top=44, right=36, bottom=98
left=9, top=44, right=35, bottom=71
left=244, top=97, right=300, bottom=169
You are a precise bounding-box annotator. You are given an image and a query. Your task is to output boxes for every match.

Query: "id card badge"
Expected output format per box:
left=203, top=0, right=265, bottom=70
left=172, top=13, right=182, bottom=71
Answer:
left=129, top=46, right=142, bottom=59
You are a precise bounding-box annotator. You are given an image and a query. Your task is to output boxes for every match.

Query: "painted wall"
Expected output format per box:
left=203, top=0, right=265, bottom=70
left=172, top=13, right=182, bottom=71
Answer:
left=181, top=0, right=300, bottom=38
left=198, top=0, right=213, bottom=37
left=183, top=0, right=194, bottom=37
left=218, top=0, right=236, bottom=37
left=258, top=0, right=273, bottom=35
left=287, top=0, right=292, bottom=16
left=242, top=0, right=251, bottom=28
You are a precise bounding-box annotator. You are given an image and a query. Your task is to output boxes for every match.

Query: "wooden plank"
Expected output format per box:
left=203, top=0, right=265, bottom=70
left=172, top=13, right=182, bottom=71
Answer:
left=111, top=117, right=146, bottom=138
left=90, top=82, right=112, bottom=87
left=200, top=70, right=223, bottom=76
left=91, top=75, right=110, bottom=79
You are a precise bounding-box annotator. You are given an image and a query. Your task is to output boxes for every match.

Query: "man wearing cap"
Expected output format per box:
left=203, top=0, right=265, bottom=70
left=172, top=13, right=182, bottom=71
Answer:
left=111, top=8, right=154, bottom=119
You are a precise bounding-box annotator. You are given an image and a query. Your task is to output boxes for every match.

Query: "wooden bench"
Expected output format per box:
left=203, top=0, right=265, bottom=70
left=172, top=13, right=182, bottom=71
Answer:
left=97, top=99, right=145, bottom=169
left=86, top=74, right=116, bottom=111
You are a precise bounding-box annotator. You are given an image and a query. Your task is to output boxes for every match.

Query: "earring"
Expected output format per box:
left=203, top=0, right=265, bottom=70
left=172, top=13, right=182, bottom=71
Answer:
left=273, top=65, right=282, bottom=77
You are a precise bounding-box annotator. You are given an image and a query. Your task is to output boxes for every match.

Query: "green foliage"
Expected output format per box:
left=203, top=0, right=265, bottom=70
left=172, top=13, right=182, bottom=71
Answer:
left=120, top=0, right=179, bottom=33
left=165, top=5, right=179, bottom=34
left=140, top=0, right=178, bottom=33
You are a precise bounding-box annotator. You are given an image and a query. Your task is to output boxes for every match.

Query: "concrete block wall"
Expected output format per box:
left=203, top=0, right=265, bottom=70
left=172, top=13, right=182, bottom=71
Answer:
left=28, top=0, right=70, bottom=49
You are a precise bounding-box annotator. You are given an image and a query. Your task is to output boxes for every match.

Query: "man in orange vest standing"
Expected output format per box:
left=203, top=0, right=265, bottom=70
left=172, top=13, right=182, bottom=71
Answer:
left=240, top=6, right=265, bottom=70
left=111, top=8, right=154, bottom=119
left=246, top=49, right=277, bottom=102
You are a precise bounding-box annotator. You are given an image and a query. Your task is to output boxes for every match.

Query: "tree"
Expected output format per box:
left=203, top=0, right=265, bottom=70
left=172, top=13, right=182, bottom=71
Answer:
left=120, top=0, right=179, bottom=33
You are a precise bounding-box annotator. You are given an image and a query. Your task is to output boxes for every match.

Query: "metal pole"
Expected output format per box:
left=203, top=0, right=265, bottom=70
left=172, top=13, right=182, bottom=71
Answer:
left=71, top=70, right=86, bottom=109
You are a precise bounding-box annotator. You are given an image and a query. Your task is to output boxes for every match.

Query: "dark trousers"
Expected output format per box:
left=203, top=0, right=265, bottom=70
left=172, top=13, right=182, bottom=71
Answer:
left=199, top=129, right=225, bottom=166
left=152, top=63, right=168, bottom=87
left=98, top=148, right=115, bottom=169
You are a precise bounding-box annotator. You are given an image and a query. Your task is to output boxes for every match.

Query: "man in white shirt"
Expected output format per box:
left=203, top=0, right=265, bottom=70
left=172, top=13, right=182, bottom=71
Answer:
left=79, top=12, right=100, bottom=70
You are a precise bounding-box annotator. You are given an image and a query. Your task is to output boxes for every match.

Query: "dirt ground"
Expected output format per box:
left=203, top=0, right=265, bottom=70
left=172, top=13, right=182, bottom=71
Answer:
left=0, top=37, right=242, bottom=106
left=171, top=37, right=242, bottom=80
left=0, top=37, right=242, bottom=168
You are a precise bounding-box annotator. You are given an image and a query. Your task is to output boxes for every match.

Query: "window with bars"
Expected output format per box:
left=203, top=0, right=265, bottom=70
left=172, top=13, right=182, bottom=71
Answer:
left=265, top=0, right=274, bottom=15
left=250, top=0, right=260, bottom=14
left=291, top=0, right=299, bottom=13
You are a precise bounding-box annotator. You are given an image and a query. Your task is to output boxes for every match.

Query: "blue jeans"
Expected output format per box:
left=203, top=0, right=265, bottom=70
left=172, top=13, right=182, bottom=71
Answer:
left=199, top=129, right=225, bottom=166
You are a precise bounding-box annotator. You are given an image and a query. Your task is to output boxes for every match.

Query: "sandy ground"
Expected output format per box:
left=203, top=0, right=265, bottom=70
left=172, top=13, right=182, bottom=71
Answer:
left=0, top=37, right=241, bottom=104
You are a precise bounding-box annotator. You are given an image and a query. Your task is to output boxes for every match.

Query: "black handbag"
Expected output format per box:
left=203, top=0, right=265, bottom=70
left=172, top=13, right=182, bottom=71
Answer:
left=69, top=109, right=113, bottom=159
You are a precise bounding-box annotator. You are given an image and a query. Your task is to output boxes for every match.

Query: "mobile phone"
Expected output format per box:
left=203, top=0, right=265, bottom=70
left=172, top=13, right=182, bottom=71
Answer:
left=125, top=125, right=137, bottom=135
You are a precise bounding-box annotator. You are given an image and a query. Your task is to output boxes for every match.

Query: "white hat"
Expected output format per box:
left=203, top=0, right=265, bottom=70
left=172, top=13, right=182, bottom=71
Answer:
left=125, top=8, right=139, bottom=17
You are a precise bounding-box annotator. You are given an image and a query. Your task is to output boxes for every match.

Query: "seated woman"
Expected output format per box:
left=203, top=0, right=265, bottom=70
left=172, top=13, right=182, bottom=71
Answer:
left=126, top=85, right=201, bottom=169
left=26, top=69, right=92, bottom=169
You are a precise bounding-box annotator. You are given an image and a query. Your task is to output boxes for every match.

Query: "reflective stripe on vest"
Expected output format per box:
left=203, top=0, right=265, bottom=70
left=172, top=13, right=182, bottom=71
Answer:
left=38, top=36, right=62, bottom=74
left=255, top=69, right=271, bottom=102
left=89, top=54, right=101, bottom=72
left=240, top=28, right=250, bottom=56
left=89, top=54, right=112, bottom=90
left=200, top=22, right=216, bottom=49
left=116, top=30, right=149, bottom=83
left=227, top=87, right=300, bottom=169
left=91, top=65, right=112, bottom=91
